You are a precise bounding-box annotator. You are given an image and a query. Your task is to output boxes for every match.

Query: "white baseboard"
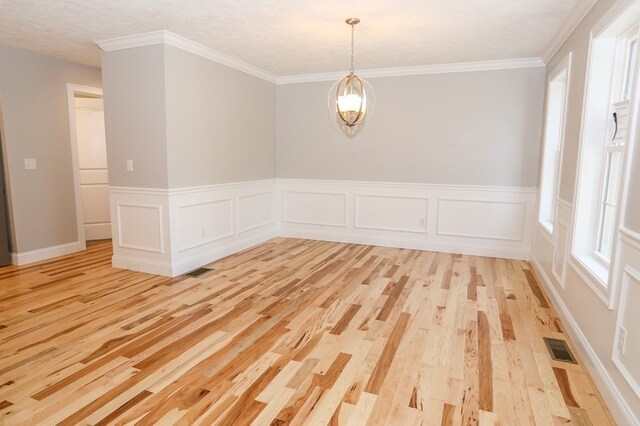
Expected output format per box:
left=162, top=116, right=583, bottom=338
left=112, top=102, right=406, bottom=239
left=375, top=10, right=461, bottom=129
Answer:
left=112, top=254, right=173, bottom=276
left=10, top=241, right=84, bottom=266
left=279, top=229, right=530, bottom=260
left=112, top=228, right=276, bottom=277
left=171, top=228, right=276, bottom=276
left=531, top=255, right=639, bottom=426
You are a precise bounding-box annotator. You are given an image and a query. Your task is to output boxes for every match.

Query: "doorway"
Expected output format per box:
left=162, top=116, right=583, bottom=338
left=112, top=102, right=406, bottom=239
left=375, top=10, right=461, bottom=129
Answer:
left=66, top=84, right=110, bottom=249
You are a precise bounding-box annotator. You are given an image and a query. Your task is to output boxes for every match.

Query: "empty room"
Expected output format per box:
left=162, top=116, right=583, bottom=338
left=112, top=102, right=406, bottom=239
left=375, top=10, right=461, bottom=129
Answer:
left=0, top=0, right=639, bottom=424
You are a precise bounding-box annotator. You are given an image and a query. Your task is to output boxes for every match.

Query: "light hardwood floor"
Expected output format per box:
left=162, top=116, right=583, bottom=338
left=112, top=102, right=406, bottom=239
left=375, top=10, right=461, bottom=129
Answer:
left=0, top=238, right=613, bottom=425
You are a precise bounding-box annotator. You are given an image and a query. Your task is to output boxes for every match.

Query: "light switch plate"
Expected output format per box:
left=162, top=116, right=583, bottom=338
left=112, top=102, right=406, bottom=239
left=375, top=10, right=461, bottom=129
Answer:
left=24, top=159, right=37, bottom=170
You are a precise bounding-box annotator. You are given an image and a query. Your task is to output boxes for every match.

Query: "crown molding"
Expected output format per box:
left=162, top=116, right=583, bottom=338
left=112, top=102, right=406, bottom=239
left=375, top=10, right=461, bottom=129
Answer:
left=96, top=30, right=279, bottom=83
left=97, top=31, right=545, bottom=85
left=275, top=57, right=545, bottom=84
left=541, top=0, right=599, bottom=64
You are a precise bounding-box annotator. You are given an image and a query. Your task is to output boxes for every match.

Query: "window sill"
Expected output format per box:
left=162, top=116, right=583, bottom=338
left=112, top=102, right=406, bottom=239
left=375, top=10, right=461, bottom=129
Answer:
left=568, top=253, right=613, bottom=309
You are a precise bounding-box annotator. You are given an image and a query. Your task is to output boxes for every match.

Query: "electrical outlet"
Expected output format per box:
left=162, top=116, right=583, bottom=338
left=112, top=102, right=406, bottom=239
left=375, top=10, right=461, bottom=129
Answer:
left=419, top=217, right=426, bottom=227
left=24, top=158, right=37, bottom=170
left=201, top=227, right=206, bottom=238
left=618, top=326, right=628, bottom=354
left=126, top=159, right=133, bottom=172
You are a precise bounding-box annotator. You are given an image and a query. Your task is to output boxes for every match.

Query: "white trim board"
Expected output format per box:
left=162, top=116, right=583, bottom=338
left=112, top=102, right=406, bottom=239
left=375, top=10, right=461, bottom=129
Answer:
left=65, top=83, right=104, bottom=254
left=11, top=241, right=83, bottom=266
left=276, top=178, right=537, bottom=193
left=96, top=30, right=544, bottom=85
left=531, top=255, right=639, bottom=426
left=276, top=57, right=545, bottom=84
left=96, top=31, right=279, bottom=83
left=280, top=229, right=530, bottom=260
left=112, top=228, right=276, bottom=277
left=109, top=178, right=279, bottom=196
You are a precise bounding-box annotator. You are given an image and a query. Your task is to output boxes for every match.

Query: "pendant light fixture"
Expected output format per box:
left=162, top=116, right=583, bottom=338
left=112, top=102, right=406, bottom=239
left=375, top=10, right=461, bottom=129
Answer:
left=329, top=18, right=375, bottom=133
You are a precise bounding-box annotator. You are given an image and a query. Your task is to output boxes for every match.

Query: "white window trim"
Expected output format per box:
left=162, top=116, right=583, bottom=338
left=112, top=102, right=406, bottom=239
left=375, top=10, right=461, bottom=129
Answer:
left=569, top=0, right=640, bottom=309
left=538, top=52, right=573, bottom=240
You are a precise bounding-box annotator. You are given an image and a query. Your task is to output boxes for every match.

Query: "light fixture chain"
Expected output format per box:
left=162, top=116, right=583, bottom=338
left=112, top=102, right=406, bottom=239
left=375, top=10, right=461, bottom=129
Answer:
left=350, top=23, right=355, bottom=75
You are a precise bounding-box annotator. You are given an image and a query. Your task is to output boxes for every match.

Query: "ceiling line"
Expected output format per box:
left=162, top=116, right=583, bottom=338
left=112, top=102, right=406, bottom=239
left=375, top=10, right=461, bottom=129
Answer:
left=97, top=30, right=545, bottom=85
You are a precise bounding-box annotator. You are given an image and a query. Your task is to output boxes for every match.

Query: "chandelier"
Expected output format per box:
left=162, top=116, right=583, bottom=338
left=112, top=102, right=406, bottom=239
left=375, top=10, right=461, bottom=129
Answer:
left=329, top=18, right=375, bottom=133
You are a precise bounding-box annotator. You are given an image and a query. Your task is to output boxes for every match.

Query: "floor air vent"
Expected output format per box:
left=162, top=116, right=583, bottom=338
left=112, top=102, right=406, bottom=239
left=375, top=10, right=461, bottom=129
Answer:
left=185, top=267, right=212, bottom=277
left=543, top=337, right=577, bottom=364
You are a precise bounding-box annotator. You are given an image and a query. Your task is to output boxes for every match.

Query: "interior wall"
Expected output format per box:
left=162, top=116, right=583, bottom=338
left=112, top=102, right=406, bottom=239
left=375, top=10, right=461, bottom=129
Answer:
left=624, top=126, right=640, bottom=232
left=102, top=44, right=277, bottom=191
left=164, top=45, right=276, bottom=188
left=102, top=44, right=169, bottom=189
left=102, top=41, right=279, bottom=276
left=277, top=67, right=545, bottom=187
left=531, top=0, right=640, bottom=423
left=546, top=0, right=618, bottom=202
left=0, top=46, right=101, bottom=253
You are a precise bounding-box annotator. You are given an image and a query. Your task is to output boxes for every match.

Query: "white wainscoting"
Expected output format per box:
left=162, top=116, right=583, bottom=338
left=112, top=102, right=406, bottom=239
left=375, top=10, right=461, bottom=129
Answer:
left=177, top=198, right=233, bottom=252
left=552, top=199, right=573, bottom=288
left=109, top=187, right=172, bottom=275
left=355, top=194, right=428, bottom=233
left=437, top=198, right=526, bottom=241
left=278, top=179, right=537, bottom=260
left=238, top=192, right=276, bottom=233
left=283, top=191, right=347, bottom=227
left=612, top=227, right=640, bottom=400
left=531, top=193, right=640, bottom=424
left=17, top=178, right=535, bottom=271
left=117, top=203, right=164, bottom=253
left=110, top=179, right=277, bottom=276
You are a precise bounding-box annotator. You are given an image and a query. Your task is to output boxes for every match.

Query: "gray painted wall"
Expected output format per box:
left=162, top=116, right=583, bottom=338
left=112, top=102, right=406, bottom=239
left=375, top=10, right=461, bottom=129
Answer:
left=532, top=1, right=640, bottom=422
left=277, top=68, right=545, bottom=187
left=0, top=46, right=101, bottom=252
left=545, top=0, right=617, bottom=202
left=102, top=44, right=277, bottom=190
left=543, top=0, right=640, bottom=232
left=164, top=45, right=276, bottom=188
left=625, top=127, right=640, bottom=232
left=102, top=44, right=169, bottom=188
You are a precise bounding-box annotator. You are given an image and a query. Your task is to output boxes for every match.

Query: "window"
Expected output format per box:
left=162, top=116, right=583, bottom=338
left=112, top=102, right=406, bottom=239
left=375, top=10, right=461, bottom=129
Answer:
left=572, top=7, right=640, bottom=304
left=538, top=54, right=572, bottom=235
left=596, top=33, right=637, bottom=261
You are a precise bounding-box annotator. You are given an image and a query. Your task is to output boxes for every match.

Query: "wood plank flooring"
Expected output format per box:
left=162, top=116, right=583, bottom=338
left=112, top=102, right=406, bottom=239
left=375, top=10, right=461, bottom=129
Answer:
left=0, top=238, right=614, bottom=425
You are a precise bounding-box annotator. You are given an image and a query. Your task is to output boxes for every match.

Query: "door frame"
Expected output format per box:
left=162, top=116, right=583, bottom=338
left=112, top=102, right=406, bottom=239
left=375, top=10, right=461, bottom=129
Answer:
left=66, top=83, right=104, bottom=251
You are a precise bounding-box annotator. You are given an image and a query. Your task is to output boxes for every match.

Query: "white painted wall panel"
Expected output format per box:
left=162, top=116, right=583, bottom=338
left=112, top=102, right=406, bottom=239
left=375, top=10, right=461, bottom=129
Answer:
left=552, top=222, right=568, bottom=285
left=239, top=192, right=274, bottom=233
left=178, top=199, right=233, bottom=251
left=355, top=195, right=428, bottom=233
left=617, top=268, right=640, bottom=397
left=437, top=199, right=526, bottom=241
left=117, top=204, right=163, bottom=253
left=283, top=191, right=347, bottom=227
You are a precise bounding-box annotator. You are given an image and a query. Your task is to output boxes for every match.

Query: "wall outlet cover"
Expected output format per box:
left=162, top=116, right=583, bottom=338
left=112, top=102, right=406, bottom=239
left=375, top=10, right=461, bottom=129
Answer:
left=24, top=158, right=37, bottom=170
left=618, top=326, right=627, bottom=355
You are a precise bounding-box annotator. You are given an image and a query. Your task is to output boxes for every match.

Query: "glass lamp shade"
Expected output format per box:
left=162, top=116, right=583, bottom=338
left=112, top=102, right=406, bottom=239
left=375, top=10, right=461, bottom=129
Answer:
left=329, top=74, right=375, bottom=128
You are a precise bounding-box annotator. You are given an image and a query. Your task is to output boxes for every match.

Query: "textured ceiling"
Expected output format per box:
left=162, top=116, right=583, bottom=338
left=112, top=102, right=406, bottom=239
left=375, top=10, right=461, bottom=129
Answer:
left=0, top=0, right=578, bottom=76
